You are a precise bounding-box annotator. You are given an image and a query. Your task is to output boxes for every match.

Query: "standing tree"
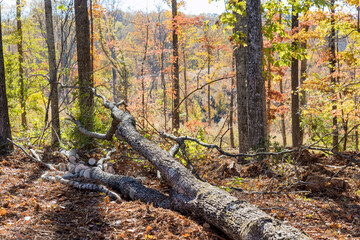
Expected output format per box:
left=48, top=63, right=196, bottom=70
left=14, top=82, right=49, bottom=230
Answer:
left=291, top=2, right=301, bottom=147
left=0, top=4, right=13, bottom=155
left=234, top=2, right=249, bottom=153
left=329, top=0, right=338, bottom=151
left=172, top=0, right=180, bottom=132
left=44, top=0, right=60, bottom=147
left=16, top=0, right=27, bottom=130
left=246, top=0, right=266, bottom=150
left=75, top=0, right=94, bottom=131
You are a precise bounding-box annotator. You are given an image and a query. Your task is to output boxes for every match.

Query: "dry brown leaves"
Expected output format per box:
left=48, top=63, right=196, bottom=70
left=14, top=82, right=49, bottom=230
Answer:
left=0, top=149, right=225, bottom=240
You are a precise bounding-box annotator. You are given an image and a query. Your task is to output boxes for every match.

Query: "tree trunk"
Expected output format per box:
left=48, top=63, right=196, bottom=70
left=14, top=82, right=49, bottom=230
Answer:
left=111, top=48, right=117, bottom=102
left=161, top=47, right=167, bottom=131
left=16, top=0, right=27, bottom=130
left=90, top=0, right=94, bottom=81
left=280, top=78, right=287, bottom=147
left=329, top=0, right=338, bottom=151
left=299, top=43, right=307, bottom=145
left=291, top=6, right=300, bottom=147
left=229, top=58, right=235, bottom=148
left=73, top=94, right=310, bottom=240
left=44, top=0, right=61, bottom=147
left=0, top=5, right=13, bottom=155
left=183, top=48, right=188, bottom=123
left=246, top=0, right=266, bottom=150
left=172, top=0, right=180, bottom=132
left=75, top=0, right=94, bottom=131
left=207, top=54, right=211, bottom=125
left=234, top=8, right=249, bottom=153
left=140, top=19, right=149, bottom=128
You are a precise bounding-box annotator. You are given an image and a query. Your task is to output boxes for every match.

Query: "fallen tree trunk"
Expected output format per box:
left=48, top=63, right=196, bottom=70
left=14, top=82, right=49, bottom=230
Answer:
left=71, top=91, right=310, bottom=240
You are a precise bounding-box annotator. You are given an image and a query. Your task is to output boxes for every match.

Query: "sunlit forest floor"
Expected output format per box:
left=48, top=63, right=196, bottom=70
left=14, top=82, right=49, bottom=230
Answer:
left=1, top=140, right=360, bottom=240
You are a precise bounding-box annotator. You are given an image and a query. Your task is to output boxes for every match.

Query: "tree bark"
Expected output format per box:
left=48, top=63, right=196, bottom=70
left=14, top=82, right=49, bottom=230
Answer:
left=234, top=8, right=249, bottom=153
left=299, top=42, right=307, bottom=145
left=0, top=4, right=13, bottom=155
left=75, top=0, right=94, bottom=131
left=207, top=47, right=211, bottom=125
left=229, top=61, right=235, bottom=148
left=44, top=0, right=61, bottom=147
left=329, top=0, right=338, bottom=151
left=172, top=0, right=180, bottom=132
left=291, top=6, right=301, bottom=147
left=72, top=92, right=310, bottom=240
left=16, top=0, right=27, bottom=130
left=183, top=48, right=188, bottom=123
left=246, top=0, right=266, bottom=150
left=280, top=78, right=287, bottom=147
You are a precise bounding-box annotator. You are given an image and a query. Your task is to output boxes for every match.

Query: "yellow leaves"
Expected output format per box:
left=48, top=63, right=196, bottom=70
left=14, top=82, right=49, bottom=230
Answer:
left=345, top=0, right=360, bottom=7
left=0, top=208, right=7, bottom=216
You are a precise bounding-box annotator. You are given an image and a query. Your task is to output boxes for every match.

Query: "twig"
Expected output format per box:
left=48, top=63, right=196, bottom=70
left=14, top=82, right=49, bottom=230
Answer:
left=7, top=138, right=56, bottom=171
left=173, top=74, right=234, bottom=113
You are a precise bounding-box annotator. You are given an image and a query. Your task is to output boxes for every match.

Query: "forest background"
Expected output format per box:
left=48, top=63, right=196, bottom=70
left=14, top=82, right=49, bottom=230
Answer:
left=1, top=0, right=360, bottom=239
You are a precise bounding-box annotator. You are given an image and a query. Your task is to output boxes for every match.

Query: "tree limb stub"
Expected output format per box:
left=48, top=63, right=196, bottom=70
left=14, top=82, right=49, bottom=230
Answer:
left=70, top=89, right=310, bottom=240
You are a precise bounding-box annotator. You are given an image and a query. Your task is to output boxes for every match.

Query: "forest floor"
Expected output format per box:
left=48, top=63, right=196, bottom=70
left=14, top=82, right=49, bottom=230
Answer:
left=1, top=140, right=360, bottom=240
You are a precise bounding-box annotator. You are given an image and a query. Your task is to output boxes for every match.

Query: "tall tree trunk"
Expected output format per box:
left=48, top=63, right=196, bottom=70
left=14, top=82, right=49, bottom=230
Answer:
left=90, top=0, right=94, bottom=80
left=61, top=30, right=69, bottom=104
left=330, top=0, right=338, bottom=151
left=110, top=48, right=117, bottom=102
left=16, top=0, right=27, bottom=130
left=75, top=0, right=94, bottom=131
left=246, top=0, right=266, bottom=150
left=172, top=0, right=180, bottom=132
left=140, top=19, right=149, bottom=128
left=44, top=0, right=61, bottom=147
left=0, top=5, right=13, bottom=155
left=183, top=48, right=188, bottom=123
left=207, top=53, right=211, bottom=125
left=280, top=78, right=287, bottom=147
left=291, top=6, right=300, bottom=147
left=161, top=48, right=167, bottom=131
left=234, top=8, right=249, bottom=153
left=266, top=52, right=272, bottom=140
left=229, top=58, right=235, bottom=148
left=299, top=44, right=307, bottom=145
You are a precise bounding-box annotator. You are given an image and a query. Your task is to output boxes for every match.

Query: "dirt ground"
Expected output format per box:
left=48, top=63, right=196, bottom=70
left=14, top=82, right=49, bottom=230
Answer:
left=1, top=146, right=359, bottom=240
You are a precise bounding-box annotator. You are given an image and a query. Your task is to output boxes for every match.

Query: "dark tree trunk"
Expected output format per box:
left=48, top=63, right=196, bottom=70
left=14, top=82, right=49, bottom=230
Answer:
left=16, top=0, right=27, bottom=130
left=0, top=5, right=13, bottom=155
left=291, top=6, right=300, bottom=147
left=44, top=0, right=61, bottom=147
left=172, top=0, right=180, bottom=132
left=90, top=0, right=94, bottom=81
left=234, top=8, right=249, bottom=153
left=75, top=0, right=94, bottom=131
left=246, top=0, right=266, bottom=150
left=330, top=0, right=338, bottom=151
